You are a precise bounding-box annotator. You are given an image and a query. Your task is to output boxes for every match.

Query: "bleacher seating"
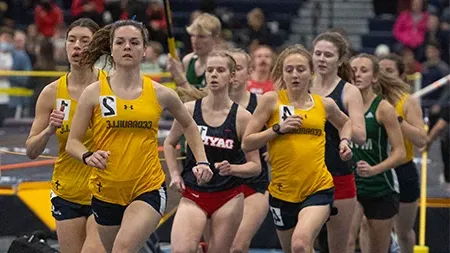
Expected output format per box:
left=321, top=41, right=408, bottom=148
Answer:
left=361, top=16, right=396, bottom=54
left=170, top=0, right=303, bottom=51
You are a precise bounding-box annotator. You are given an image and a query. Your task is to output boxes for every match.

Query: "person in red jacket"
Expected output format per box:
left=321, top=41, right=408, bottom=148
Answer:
left=393, top=0, right=429, bottom=49
left=34, top=0, right=63, bottom=38
left=71, top=0, right=104, bottom=26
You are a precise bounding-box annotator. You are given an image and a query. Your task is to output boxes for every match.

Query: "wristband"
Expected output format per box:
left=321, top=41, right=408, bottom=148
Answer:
left=82, top=151, right=94, bottom=165
left=196, top=161, right=210, bottom=166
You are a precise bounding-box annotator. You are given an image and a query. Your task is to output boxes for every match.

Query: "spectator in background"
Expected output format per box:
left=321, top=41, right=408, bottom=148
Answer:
left=439, top=7, right=450, bottom=63
left=245, top=8, right=270, bottom=53
left=52, top=24, right=68, bottom=67
left=25, top=24, right=41, bottom=66
left=34, top=0, right=63, bottom=37
left=421, top=40, right=449, bottom=109
left=393, top=0, right=429, bottom=60
left=427, top=14, right=441, bottom=43
left=29, top=38, right=56, bottom=116
left=0, top=26, right=31, bottom=119
left=247, top=45, right=274, bottom=94
left=141, top=41, right=164, bottom=74
left=123, top=0, right=168, bottom=46
left=71, top=0, right=103, bottom=25
left=0, top=26, right=13, bottom=127
left=13, top=30, right=26, bottom=51
left=401, top=46, right=422, bottom=75
left=146, top=0, right=167, bottom=46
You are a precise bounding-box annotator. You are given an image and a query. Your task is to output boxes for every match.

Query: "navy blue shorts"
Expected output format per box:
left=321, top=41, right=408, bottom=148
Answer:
left=91, top=184, right=167, bottom=226
left=50, top=192, right=92, bottom=221
left=268, top=188, right=334, bottom=230
left=357, top=193, right=399, bottom=220
left=395, top=160, right=420, bottom=203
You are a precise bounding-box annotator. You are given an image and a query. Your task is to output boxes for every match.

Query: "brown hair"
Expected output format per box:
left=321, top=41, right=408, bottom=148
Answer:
left=378, top=53, right=406, bottom=77
left=271, top=44, right=313, bottom=90
left=176, top=50, right=237, bottom=102
left=351, top=53, right=411, bottom=105
left=79, top=20, right=149, bottom=68
left=227, top=48, right=252, bottom=72
left=66, top=18, right=100, bottom=38
left=313, top=32, right=354, bottom=83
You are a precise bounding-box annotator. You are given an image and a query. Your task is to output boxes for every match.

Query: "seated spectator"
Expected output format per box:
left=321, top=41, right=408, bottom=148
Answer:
left=34, top=0, right=63, bottom=37
left=393, top=0, right=429, bottom=59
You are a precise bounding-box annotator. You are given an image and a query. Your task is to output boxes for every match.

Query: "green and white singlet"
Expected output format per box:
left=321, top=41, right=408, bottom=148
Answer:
left=351, top=96, right=399, bottom=197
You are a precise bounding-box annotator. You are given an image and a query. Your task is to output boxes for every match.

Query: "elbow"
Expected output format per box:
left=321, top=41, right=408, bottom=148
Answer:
left=25, top=141, right=38, bottom=160
left=242, top=139, right=253, bottom=153
left=242, top=162, right=261, bottom=178
left=416, top=136, right=428, bottom=150
left=163, top=138, right=176, bottom=150
left=397, top=148, right=407, bottom=164
left=65, top=139, right=74, bottom=157
left=353, top=127, right=366, bottom=146
left=25, top=149, right=38, bottom=160
left=251, top=162, right=262, bottom=177
left=354, top=132, right=366, bottom=146
left=242, top=142, right=250, bottom=153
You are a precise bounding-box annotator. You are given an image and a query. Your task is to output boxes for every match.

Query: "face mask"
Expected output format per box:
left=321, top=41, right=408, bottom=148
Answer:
left=0, top=42, right=14, bottom=52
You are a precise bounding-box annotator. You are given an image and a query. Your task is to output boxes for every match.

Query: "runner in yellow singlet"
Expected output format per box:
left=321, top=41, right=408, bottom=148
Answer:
left=65, top=20, right=212, bottom=253
left=243, top=45, right=353, bottom=253
left=26, top=18, right=105, bottom=253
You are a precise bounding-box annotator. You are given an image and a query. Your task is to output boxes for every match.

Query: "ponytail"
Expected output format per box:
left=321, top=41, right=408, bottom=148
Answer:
left=80, top=24, right=113, bottom=68
left=337, top=61, right=354, bottom=83
left=375, top=71, right=411, bottom=105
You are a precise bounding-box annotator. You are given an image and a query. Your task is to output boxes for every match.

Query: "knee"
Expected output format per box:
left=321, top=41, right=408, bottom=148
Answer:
left=360, top=218, right=369, bottom=231
left=291, top=237, right=310, bottom=253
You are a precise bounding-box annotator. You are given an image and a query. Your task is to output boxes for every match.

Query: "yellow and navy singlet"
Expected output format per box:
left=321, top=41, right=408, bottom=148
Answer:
left=52, top=70, right=107, bottom=205
left=395, top=94, right=414, bottom=162
left=266, top=90, right=334, bottom=203
left=90, top=75, right=165, bottom=206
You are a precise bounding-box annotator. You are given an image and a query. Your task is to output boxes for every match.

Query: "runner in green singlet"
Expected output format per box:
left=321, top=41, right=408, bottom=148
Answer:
left=348, top=54, right=406, bottom=253
left=167, top=13, right=221, bottom=90
left=166, top=13, right=222, bottom=161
